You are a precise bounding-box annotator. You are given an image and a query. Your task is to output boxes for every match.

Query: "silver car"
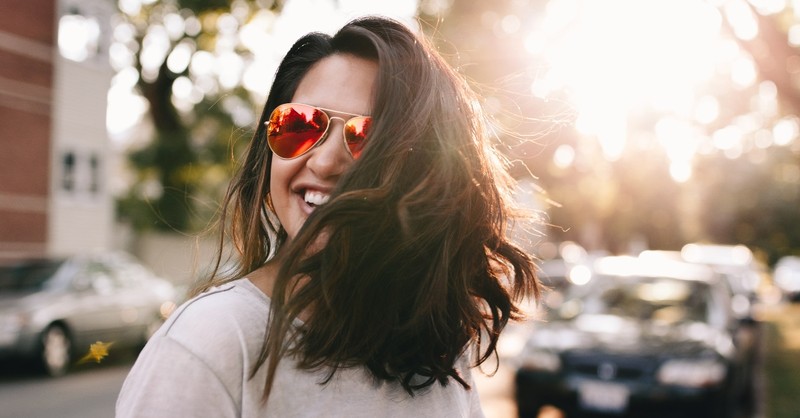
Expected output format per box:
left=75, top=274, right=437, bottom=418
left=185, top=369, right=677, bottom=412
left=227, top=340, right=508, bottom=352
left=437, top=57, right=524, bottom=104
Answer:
left=0, top=252, right=178, bottom=376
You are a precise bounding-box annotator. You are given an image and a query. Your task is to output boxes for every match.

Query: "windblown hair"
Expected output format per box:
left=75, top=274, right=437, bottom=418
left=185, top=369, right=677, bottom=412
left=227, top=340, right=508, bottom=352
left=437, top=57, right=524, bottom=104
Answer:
left=198, top=16, right=539, bottom=401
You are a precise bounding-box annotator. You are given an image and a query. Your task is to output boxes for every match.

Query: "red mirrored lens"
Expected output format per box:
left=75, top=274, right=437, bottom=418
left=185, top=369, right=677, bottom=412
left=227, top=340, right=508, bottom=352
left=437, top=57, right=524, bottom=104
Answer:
left=267, top=104, right=329, bottom=158
left=343, top=117, right=371, bottom=159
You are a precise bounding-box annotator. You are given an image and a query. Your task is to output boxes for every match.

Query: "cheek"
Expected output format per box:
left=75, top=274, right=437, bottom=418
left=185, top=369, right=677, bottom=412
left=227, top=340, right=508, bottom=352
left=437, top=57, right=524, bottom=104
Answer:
left=268, top=161, right=289, bottom=228
left=268, top=164, right=278, bottom=194
left=269, top=162, right=287, bottom=203
left=269, top=159, right=290, bottom=190
left=269, top=158, right=300, bottom=210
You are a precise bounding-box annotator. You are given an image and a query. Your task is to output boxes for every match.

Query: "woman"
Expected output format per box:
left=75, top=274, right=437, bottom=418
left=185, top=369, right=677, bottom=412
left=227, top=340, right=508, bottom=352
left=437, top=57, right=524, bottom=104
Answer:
left=117, top=16, right=539, bottom=417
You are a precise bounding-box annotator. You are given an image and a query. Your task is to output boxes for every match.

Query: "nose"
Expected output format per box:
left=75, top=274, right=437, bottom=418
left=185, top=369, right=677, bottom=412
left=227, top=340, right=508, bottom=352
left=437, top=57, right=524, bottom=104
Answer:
left=305, top=118, right=353, bottom=179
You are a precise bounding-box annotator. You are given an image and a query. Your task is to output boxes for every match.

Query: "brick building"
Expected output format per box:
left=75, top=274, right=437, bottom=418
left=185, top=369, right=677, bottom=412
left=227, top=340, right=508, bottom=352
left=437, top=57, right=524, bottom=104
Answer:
left=0, top=0, right=113, bottom=261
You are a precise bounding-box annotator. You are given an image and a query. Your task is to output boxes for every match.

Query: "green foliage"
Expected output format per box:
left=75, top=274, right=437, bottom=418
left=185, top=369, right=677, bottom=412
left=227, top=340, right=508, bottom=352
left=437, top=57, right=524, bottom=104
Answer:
left=118, top=90, right=251, bottom=232
left=696, top=147, right=800, bottom=264
left=115, top=0, right=267, bottom=232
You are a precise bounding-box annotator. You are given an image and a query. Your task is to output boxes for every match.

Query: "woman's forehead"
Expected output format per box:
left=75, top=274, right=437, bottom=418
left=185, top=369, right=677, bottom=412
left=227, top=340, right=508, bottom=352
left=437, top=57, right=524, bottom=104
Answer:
left=291, top=54, right=379, bottom=117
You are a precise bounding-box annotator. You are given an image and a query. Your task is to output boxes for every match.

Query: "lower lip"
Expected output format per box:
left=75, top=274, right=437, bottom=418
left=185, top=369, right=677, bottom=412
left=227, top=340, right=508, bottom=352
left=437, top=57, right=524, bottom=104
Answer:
left=296, top=192, right=315, bottom=215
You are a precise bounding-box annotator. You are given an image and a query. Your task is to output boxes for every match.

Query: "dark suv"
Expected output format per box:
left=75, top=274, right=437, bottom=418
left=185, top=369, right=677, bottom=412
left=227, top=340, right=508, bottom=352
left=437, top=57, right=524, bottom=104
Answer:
left=514, top=256, right=749, bottom=418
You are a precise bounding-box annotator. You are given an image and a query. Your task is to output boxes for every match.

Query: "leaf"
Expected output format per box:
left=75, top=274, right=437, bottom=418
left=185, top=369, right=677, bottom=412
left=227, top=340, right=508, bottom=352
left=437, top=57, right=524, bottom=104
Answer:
left=77, top=341, right=115, bottom=364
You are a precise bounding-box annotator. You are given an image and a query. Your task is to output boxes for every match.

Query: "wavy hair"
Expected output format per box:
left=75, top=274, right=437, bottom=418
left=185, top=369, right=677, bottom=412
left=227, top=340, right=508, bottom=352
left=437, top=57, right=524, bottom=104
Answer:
left=197, top=16, right=540, bottom=401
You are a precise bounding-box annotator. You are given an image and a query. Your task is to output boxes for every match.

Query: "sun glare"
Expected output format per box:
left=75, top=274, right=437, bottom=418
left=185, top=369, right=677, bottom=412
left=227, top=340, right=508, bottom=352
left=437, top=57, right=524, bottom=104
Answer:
left=527, top=0, right=741, bottom=179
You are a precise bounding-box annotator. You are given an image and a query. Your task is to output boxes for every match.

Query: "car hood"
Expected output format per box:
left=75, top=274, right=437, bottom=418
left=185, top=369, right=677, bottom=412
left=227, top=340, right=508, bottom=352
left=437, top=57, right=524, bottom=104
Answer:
left=526, top=314, right=734, bottom=358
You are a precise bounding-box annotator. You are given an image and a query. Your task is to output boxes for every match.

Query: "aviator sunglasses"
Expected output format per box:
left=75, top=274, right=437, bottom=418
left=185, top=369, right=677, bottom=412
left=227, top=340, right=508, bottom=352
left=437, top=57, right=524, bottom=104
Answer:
left=266, top=103, right=372, bottom=159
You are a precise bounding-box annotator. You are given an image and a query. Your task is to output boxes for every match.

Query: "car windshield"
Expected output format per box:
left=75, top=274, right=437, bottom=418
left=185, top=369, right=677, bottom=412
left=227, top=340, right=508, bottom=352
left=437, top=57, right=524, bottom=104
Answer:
left=560, top=276, right=709, bottom=325
left=0, top=259, right=66, bottom=292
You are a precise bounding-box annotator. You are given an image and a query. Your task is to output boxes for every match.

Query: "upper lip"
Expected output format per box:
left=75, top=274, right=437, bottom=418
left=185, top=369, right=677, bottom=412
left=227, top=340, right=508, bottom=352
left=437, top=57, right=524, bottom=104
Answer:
left=292, top=182, right=333, bottom=195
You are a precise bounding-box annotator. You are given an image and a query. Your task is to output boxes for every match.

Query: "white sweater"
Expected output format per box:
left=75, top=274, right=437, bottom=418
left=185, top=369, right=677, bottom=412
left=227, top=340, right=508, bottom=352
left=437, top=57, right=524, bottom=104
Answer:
left=116, top=278, right=485, bottom=417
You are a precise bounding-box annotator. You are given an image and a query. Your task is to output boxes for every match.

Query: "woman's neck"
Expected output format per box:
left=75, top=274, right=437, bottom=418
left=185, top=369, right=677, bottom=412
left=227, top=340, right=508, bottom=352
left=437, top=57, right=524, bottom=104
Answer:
left=246, top=247, right=314, bottom=322
left=246, top=251, right=284, bottom=299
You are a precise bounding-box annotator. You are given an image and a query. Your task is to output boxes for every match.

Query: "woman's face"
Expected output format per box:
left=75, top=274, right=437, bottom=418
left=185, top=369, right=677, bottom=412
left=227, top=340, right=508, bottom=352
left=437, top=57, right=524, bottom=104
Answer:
left=270, top=53, right=378, bottom=242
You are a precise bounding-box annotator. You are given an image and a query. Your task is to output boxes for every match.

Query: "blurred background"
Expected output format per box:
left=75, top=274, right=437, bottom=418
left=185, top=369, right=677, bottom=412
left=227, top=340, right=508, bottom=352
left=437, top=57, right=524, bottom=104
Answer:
left=1, top=0, right=800, bottom=417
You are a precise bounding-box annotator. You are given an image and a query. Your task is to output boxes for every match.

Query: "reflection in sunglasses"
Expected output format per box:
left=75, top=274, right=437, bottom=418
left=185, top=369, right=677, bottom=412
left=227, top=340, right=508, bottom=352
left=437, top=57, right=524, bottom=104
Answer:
left=267, top=103, right=371, bottom=159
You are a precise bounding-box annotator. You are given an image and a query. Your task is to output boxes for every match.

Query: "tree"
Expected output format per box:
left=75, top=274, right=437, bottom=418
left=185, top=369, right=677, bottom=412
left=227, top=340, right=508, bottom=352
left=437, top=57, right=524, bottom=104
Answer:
left=114, top=0, right=281, bottom=232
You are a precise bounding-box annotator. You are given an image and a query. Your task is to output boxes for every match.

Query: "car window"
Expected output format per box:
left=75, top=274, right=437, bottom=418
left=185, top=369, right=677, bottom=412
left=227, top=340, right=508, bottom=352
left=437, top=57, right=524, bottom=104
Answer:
left=0, top=260, right=66, bottom=292
left=110, top=259, right=151, bottom=288
left=81, top=261, right=117, bottom=293
left=560, top=276, right=709, bottom=325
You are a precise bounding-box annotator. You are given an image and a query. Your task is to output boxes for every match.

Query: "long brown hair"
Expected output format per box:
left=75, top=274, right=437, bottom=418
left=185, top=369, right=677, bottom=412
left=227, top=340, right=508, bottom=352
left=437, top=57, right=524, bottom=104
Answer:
left=198, top=16, right=539, bottom=400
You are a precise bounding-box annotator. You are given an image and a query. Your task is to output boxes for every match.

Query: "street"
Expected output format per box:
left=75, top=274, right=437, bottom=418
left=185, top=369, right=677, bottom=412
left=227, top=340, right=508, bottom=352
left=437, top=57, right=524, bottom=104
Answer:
left=0, top=344, right=522, bottom=418
left=0, top=359, right=130, bottom=418
left=0, top=358, right=511, bottom=418
left=0, top=359, right=516, bottom=418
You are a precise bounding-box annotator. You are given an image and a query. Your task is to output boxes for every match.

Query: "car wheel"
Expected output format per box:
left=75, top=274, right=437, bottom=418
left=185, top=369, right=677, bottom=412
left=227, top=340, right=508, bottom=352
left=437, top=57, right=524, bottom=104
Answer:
left=41, top=325, right=72, bottom=377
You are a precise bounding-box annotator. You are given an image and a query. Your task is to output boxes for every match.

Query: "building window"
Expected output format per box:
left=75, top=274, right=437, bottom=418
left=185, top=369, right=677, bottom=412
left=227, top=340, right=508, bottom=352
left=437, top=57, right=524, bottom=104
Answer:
left=89, top=154, right=100, bottom=193
left=62, top=151, right=76, bottom=191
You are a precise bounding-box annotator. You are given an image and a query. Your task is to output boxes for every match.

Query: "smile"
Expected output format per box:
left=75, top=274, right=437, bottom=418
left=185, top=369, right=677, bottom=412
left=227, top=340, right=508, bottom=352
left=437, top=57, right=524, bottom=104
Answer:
left=303, top=190, right=330, bottom=207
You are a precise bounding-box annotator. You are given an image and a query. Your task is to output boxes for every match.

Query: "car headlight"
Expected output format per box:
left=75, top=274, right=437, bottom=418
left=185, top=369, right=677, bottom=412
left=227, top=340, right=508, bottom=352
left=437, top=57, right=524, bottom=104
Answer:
left=657, top=359, right=727, bottom=388
left=518, top=348, right=561, bottom=372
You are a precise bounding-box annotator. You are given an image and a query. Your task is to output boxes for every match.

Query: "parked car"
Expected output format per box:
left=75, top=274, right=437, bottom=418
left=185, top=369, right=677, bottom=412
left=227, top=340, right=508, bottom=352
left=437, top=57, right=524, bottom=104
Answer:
left=514, top=256, right=750, bottom=418
left=0, top=252, right=178, bottom=376
left=640, top=247, right=761, bottom=383
left=680, top=243, right=764, bottom=316
left=774, top=255, right=800, bottom=301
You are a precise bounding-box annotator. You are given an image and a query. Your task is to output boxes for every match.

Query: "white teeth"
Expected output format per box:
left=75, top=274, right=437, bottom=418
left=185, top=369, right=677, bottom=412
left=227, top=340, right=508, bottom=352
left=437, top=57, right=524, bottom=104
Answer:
left=304, top=190, right=330, bottom=206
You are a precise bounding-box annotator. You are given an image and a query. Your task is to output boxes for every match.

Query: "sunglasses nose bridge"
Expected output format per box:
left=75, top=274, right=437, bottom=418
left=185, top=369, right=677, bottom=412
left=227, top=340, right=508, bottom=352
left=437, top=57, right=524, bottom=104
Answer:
left=313, top=116, right=352, bottom=156
left=327, top=116, right=347, bottom=126
left=326, top=115, right=350, bottom=144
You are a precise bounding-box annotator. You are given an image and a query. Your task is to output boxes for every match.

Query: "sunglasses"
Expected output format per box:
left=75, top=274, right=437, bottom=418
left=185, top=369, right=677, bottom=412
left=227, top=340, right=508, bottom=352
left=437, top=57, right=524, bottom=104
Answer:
left=266, top=103, right=372, bottom=159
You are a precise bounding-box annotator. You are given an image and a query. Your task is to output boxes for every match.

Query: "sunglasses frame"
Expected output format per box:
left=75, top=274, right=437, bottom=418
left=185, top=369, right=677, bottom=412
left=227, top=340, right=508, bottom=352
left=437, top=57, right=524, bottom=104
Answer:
left=265, top=103, right=372, bottom=160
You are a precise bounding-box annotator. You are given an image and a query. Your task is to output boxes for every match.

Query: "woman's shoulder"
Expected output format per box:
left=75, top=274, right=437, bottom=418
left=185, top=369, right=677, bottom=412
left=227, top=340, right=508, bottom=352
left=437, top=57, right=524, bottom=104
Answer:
left=118, top=279, right=269, bottom=417
left=156, top=278, right=270, bottom=346
left=183, top=277, right=267, bottom=310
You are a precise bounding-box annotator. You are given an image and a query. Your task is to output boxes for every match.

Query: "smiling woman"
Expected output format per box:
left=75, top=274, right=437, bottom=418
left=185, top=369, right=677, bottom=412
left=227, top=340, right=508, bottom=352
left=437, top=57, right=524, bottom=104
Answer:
left=116, top=16, right=539, bottom=418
